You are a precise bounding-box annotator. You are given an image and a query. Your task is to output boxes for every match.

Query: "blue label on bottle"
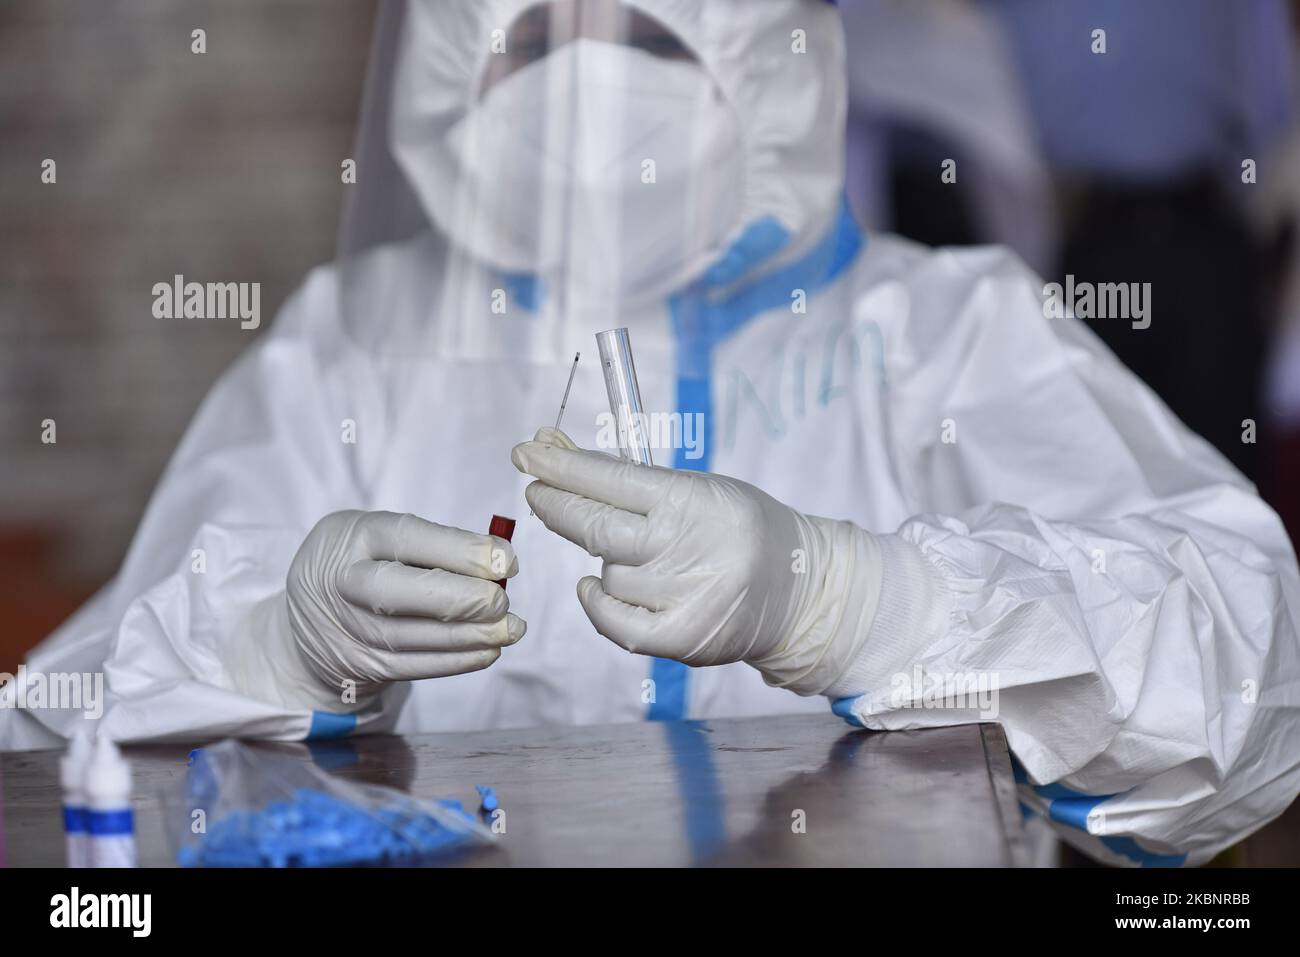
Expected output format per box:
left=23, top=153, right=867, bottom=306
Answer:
left=86, top=808, right=135, bottom=836
left=63, top=806, right=87, bottom=833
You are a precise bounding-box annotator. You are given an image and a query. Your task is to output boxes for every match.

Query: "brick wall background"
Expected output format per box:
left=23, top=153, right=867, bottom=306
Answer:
left=0, top=0, right=378, bottom=668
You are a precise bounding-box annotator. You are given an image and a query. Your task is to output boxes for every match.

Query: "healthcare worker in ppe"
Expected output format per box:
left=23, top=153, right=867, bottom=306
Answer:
left=4, top=0, right=1299, bottom=869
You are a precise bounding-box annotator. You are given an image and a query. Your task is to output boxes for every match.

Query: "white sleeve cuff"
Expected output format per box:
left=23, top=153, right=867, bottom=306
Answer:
left=822, top=533, right=953, bottom=699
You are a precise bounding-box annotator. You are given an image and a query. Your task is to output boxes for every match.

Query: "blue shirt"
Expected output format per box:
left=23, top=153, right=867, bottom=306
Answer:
left=981, top=0, right=1294, bottom=180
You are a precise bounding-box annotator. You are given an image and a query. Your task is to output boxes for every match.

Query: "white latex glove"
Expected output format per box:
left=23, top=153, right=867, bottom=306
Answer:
left=512, top=428, right=887, bottom=695
left=229, top=510, right=525, bottom=712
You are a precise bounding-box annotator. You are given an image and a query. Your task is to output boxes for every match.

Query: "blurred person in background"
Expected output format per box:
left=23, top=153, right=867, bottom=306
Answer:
left=1254, top=4, right=1300, bottom=541
left=982, top=0, right=1296, bottom=483
left=839, top=0, right=1059, bottom=277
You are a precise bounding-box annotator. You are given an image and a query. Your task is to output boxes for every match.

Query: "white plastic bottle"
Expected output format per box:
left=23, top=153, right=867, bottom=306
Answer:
left=59, top=728, right=93, bottom=867
left=83, top=736, right=137, bottom=868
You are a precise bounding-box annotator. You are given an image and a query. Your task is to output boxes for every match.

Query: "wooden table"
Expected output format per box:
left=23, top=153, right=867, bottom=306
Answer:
left=0, top=715, right=1026, bottom=867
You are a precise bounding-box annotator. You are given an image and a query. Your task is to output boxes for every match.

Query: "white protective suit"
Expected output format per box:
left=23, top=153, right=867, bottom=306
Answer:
left=4, top=0, right=1299, bottom=868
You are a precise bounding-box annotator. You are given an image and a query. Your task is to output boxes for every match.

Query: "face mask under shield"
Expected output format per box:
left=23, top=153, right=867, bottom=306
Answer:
left=338, top=0, right=747, bottom=362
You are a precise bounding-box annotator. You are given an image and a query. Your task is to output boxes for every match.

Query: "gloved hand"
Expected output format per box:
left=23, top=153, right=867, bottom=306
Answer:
left=229, top=510, right=525, bottom=712
left=512, top=428, right=887, bottom=695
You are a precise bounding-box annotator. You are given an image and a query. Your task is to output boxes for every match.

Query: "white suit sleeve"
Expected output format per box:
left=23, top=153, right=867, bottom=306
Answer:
left=11, top=267, right=394, bottom=747
left=829, top=246, right=1300, bottom=866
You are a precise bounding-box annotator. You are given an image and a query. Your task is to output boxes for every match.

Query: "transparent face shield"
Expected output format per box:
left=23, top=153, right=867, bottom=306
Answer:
left=336, top=0, right=750, bottom=362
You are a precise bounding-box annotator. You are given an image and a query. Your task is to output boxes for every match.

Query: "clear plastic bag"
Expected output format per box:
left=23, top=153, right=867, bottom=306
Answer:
left=172, top=739, right=495, bottom=867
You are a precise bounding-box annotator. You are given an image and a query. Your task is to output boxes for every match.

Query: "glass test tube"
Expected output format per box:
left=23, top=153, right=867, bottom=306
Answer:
left=595, top=327, right=654, bottom=467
